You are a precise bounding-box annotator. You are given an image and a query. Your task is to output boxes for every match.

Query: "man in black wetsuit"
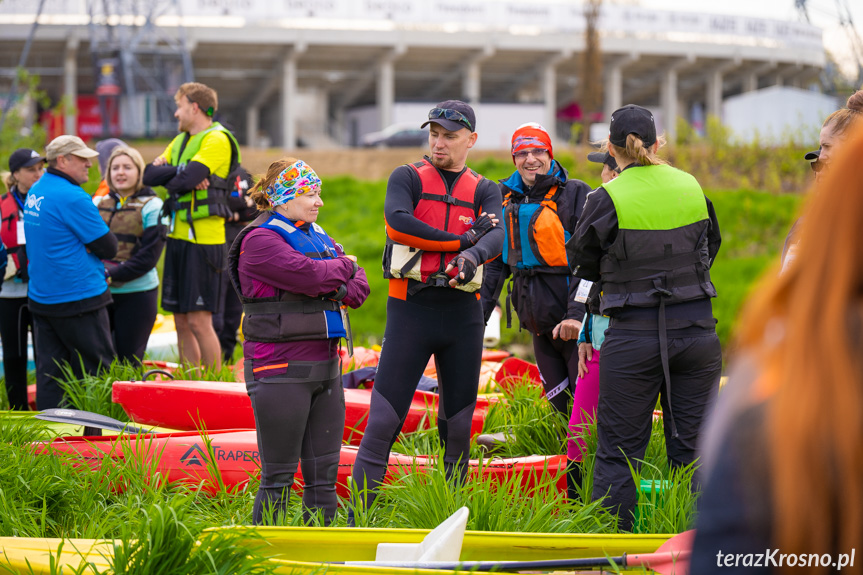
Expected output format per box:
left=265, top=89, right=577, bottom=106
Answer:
left=350, top=100, right=504, bottom=515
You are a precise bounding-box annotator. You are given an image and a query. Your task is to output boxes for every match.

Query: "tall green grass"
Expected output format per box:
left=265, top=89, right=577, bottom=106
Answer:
left=56, top=359, right=238, bottom=422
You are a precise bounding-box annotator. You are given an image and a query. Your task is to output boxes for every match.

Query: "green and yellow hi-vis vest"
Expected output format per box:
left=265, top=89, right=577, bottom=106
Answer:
left=168, top=122, right=241, bottom=222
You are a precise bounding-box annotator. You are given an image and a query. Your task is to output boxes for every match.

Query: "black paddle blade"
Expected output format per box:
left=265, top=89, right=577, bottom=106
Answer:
left=35, top=408, right=148, bottom=435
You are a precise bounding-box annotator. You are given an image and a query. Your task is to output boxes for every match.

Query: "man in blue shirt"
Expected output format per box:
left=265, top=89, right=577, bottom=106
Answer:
left=26, top=135, right=118, bottom=409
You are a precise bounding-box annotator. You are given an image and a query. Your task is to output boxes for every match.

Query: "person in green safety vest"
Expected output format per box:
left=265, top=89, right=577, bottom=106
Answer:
left=143, top=82, right=239, bottom=371
left=567, top=104, right=722, bottom=532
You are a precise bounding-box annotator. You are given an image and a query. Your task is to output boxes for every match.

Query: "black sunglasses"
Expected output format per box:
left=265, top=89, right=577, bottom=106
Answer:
left=428, top=108, right=472, bottom=130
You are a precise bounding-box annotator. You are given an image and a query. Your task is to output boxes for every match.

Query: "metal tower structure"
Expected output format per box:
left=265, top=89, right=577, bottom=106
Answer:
left=795, top=0, right=863, bottom=85
left=86, top=0, right=195, bottom=138
left=834, top=0, right=863, bottom=85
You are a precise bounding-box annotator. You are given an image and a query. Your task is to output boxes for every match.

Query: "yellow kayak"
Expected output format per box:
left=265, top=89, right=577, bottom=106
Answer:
left=205, top=524, right=672, bottom=562
left=0, top=528, right=672, bottom=574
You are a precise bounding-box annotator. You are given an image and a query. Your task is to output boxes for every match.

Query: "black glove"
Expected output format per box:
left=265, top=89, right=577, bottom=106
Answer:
left=451, top=251, right=479, bottom=285
left=461, top=213, right=495, bottom=248
left=325, top=284, right=348, bottom=301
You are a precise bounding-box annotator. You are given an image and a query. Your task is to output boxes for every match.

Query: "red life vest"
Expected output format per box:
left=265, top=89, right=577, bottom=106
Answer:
left=386, top=159, right=483, bottom=291
left=0, top=191, right=27, bottom=281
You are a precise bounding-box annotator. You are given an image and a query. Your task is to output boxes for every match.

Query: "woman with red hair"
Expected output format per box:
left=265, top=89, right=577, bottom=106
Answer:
left=691, top=125, right=863, bottom=573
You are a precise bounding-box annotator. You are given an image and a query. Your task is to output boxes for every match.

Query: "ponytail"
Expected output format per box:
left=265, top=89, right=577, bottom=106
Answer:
left=609, top=133, right=668, bottom=167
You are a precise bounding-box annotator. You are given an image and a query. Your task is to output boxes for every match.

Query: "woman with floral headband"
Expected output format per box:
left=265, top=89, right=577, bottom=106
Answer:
left=227, top=157, right=369, bottom=525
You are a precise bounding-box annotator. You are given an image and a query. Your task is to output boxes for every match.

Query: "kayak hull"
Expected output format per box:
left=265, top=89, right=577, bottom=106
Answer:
left=111, top=380, right=494, bottom=445
left=0, top=528, right=671, bottom=575
left=32, top=429, right=567, bottom=497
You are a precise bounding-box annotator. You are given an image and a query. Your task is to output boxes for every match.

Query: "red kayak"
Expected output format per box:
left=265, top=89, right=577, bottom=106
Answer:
left=494, top=357, right=543, bottom=394
left=33, top=429, right=566, bottom=497
left=112, top=380, right=495, bottom=445
left=26, top=360, right=178, bottom=411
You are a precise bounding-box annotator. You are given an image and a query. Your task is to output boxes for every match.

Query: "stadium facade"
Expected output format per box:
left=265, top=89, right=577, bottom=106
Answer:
left=0, top=0, right=825, bottom=148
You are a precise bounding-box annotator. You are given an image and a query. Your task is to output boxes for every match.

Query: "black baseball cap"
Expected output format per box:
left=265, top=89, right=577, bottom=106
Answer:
left=9, top=148, right=46, bottom=173
left=804, top=148, right=820, bottom=161
left=587, top=150, right=618, bottom=171
left=421, top=99, right=476, bottom=132
left=609, top=104, right=657, bottom=148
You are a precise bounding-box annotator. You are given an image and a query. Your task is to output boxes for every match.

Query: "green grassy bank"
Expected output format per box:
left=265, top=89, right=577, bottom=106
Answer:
left=316, top=158, right=803, bottom=354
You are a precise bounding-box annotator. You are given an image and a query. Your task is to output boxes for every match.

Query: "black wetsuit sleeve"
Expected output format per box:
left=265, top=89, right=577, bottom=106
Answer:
left=86, top=231, right=118, bottom=261
left=479, top=255, right=509, bottom=324
left=463, top=178, right=504, bottom=264
left=143, top=164, right=179, bottom=187
left=163, top=161, right=211, bottom=195
left=107, top=225, right=168, bottom=284
left=563, top=179, right=593, bottom=321
left=567, top=187, right=617, bottom=282
left=384, top=165, right=466, bottom=251
left=705, top=196, right=721, bottom=267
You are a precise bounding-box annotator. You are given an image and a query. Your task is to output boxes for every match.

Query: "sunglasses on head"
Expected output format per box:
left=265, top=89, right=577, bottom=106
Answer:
left=428, top=108, right=472, bottom=130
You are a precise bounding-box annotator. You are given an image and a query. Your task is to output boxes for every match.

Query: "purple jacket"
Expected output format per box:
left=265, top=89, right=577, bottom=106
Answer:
left=238, top=226, right=370, bottom=374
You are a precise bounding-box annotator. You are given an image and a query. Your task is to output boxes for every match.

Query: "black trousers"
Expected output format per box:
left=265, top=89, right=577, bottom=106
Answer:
left=108, top=288, right=158, bottom=365
left=532, top=331, right=578, bottom=416
left=591, top=326, right=721, bottom=531
left=32, top=307, right=116, bottom=410
left=246, top=370, right=344, bottom=525
left=351, top=288, right=484, bottom=508
left=0, top=297, right=32, bottom=410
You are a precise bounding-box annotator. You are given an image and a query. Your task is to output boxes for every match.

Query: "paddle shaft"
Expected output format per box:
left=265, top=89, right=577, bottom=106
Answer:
left=349, top=550, right=690, bottom=573
left=346, top=554, right=627, bottom=571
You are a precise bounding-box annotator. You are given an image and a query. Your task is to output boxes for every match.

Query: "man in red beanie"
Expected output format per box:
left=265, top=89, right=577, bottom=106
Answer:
left=480, top=122, right=593, bottom=499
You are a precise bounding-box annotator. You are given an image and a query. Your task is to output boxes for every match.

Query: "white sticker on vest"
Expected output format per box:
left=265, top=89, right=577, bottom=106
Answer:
left=16, top=220, right=25, bottom=245
left=574, top=280, right=593, bottom=303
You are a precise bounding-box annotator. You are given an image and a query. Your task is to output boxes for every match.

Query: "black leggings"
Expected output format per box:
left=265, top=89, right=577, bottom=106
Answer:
left=532, top=331, right=578, bottom=416
left=0, top=297, right=32, bottom=410
left=108, top=289, right=158, bottom=365
left=351, top=288, right=484, bottom=507
left=246, top=369, right=345, bottom=525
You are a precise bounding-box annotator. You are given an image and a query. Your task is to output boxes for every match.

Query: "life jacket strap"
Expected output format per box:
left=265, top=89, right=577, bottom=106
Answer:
left=419, top=192, right=474, bottom=210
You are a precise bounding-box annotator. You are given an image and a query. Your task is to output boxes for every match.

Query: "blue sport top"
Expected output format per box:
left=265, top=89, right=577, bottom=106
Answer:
left=25, top=172, right=111, bottom=304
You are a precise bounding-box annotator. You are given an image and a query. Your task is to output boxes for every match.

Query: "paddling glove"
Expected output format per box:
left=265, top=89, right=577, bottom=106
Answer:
left=452, top=251, right=479, bottom=285
left=461, top=213, right=495, bottom=247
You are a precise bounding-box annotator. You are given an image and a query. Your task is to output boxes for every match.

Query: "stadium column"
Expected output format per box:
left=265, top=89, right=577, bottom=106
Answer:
left=542, top=50, right=572, bottom=146
left=706, top=58, right=740, bottom=121
left=743, top=61, right=777, bottom=93
left=246, top=107, right=259, bottom=148
left=280, top=43, right=307, bottom=149
left=603, top=53, right=640, bottom=121
left=376, top=45, right=406, bottom=131
left=462, top=46, right=494, bottom=104
left=64, top=35, right=79, bottom=135
left=660, top=56, right=693, bottom=142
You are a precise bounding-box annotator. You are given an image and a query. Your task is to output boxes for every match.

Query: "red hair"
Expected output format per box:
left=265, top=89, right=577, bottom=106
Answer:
left=735, top=124, right=863, bottom=573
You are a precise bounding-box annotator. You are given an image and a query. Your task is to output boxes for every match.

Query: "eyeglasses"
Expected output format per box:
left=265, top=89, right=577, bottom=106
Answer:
left=428, top=108, right=472, bottom=130
left=513, top=148, right=549, bottom=160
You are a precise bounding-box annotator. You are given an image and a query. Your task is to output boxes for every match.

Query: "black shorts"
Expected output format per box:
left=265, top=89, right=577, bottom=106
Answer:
left=161, top=238, right=226, bottom=314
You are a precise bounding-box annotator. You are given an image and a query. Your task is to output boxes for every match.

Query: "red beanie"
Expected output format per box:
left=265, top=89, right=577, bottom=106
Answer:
left=511, top=123, right=553, bottom=164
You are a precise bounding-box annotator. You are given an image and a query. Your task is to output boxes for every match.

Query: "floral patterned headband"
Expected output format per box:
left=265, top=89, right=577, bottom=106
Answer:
left=264, top=160, right=322, bottom=207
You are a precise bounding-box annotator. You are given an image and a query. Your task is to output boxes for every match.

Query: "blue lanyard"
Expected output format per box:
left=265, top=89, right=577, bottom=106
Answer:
left=12, top=193, right=25, bottom=213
